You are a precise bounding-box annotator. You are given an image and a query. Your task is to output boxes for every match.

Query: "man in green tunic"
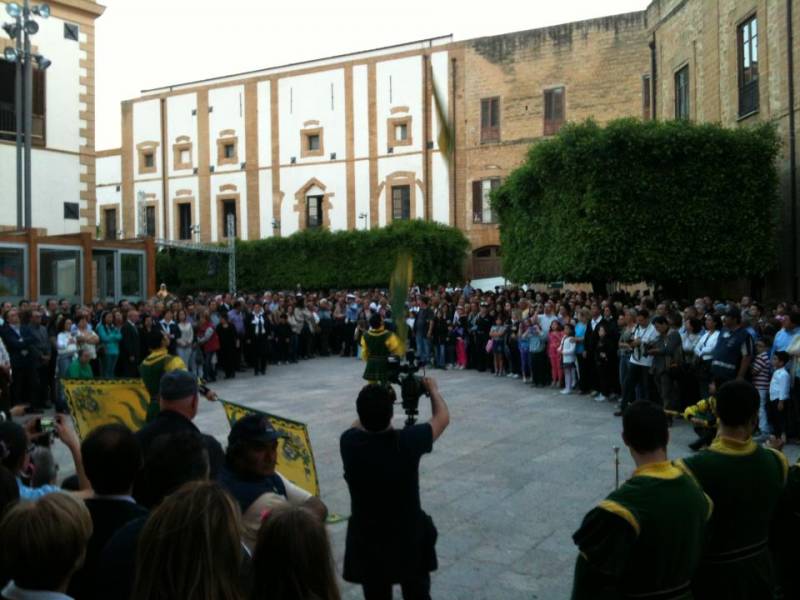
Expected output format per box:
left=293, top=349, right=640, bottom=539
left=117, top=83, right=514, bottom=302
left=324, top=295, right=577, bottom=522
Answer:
left=361, top=313, right=404, bottom=383
left=571, top=401, right=712, bottom=600
left=677, top=379, right=788, bottom=600
left=140, top=330, right=189, bottom=421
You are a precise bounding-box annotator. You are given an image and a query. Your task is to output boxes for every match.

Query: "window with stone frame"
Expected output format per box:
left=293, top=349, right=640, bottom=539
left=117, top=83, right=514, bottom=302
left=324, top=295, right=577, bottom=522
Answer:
left=738, top=15, right=759, bottom=117
left=391, top=185, right=411, bottom=221
left=472, top=178, right=501, bottom=224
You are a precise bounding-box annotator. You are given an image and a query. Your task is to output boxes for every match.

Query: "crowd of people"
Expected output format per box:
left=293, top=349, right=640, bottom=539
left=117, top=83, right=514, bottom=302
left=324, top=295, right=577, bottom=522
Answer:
left=3, top=280, right=800, bottom=598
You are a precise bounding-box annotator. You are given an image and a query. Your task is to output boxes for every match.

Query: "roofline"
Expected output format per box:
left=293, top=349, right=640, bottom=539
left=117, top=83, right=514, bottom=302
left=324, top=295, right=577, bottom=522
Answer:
left=140, top=34, right=453, bottom=95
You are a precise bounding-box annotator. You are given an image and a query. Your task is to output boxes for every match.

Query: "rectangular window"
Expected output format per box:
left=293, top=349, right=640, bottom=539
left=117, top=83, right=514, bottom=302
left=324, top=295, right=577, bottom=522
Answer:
left=0, top=247, right=26, bottom=301
left=308, top=134, right=320, bottom=151
left=395, top=123, right=408, bottom=142
left=675, top=65, right=690, bottom=120
left=642, top=75, right=651, bottom=120
left=222, top=200, right=237, bottom=237
left=104, top=209, right=117, bottom=240
left=64, top=202, right=80, bottom=220
left=480, top=97, right=500, bottom=143
left=181, top=149, right=190, bottom=164
left=738, top=15, right=759, bottom=117
left=472, top=178, right=501, bottom=224
left=120, top=252, right=144, bottom=299
left=64, top=23, right=79, bottom=41
left=143, top=152, right=154, bottom=168
left=178, top=204, right=192, bottom=240
left=39, top=248, right=81, bottom=302
left=544, top=87, right=565, bottom=136
left=391, top=186, right=411, bottom=221
left=223, top=143, right=235, bottom=159
left=306, top=195, right=323, bottom=229
left=145, top=206, right=156, bottom=237
left=0, top=59, right=44, bottom=144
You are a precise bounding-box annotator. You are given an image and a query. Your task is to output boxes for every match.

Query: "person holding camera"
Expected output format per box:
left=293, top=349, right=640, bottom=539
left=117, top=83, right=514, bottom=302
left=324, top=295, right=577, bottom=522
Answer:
left=0, top=415, right=90, bottom=500
left=340, top=377, right=450, bottom=600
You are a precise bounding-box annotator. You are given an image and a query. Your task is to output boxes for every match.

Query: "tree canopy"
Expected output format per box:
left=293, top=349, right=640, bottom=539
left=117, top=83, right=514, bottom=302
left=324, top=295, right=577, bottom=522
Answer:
left=492, top=118, right=781, bottom=286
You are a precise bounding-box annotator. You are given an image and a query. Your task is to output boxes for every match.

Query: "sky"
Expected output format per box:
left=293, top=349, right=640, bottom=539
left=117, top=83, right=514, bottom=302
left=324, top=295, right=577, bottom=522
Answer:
left=94, top=0, right=650, bottom=149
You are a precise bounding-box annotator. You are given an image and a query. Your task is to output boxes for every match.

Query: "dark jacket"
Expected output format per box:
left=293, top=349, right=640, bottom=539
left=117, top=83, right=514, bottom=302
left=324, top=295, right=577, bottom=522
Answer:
left=1, top=324, right=33, bottom=369
left=116, top=321, right=140, bottom=377
left=68, top=498, right=147, bottom=600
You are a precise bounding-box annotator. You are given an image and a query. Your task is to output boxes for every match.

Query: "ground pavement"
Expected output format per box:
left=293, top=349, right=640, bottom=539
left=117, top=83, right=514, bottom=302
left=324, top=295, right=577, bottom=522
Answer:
left=53, top=357, right=799, bottom=599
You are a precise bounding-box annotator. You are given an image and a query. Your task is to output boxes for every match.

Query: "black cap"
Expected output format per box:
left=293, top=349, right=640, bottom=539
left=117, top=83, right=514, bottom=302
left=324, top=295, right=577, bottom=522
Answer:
left=159, top=370, right=198, bottom=401
left=228, top=414, right=286, bottom=446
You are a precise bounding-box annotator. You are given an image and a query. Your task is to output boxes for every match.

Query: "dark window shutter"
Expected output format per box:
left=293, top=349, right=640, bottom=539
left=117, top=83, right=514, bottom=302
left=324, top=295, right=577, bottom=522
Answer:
left=472, top=180, right=483, bottom=223
left=32, top=70, right=45, bottom=116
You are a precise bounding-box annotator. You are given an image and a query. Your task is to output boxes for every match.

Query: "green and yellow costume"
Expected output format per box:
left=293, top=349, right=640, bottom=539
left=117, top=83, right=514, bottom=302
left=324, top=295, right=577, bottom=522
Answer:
left=139, top=348, right=186, bottom=421
left=360, top=326, right=404, bottom=383
left=772, top=459, right=800, bottom=598
left=677, top=436, right=788, bottom=600
left=572, top=461, right=712, bottom=600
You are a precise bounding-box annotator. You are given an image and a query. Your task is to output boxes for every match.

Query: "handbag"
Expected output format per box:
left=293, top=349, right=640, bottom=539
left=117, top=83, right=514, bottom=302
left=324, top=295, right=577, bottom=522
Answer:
left=485, top=339, right=493, bottom=353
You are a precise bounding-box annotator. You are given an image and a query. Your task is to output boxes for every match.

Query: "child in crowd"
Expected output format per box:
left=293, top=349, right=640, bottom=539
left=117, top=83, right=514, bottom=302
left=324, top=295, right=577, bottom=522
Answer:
left=751, top=338, right=773, bottom=438
left=548, top=320, right=565, bottom=388
left=529, top=323, right=550, bottom=387
left=518, top=320, right=532, bottom=383
left=767, top=351, right=791, bottom=450
left=490, top=316, right=507, bottom=377
left=559, top=323, right=577, bottom=395
left=683, top=378, right=720, bottom=451
left=453, top=321, right=467, bottom=370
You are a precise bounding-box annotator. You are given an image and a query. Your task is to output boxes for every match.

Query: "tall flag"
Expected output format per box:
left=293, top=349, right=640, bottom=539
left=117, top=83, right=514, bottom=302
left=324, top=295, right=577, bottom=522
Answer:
left=432, top=75, right=453, bottom=164
left=390, top=252, right=414, bottom=345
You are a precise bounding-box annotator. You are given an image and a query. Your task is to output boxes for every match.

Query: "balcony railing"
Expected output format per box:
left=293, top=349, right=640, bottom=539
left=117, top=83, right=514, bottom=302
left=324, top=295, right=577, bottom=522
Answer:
left=0, top=102, right=45, bottom=144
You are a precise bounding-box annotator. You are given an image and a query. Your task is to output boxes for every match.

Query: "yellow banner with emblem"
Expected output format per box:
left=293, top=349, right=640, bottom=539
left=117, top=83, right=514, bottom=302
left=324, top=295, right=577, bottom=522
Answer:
left=63, top=379, right=150, bottom=439
left=219, top=399, right=320, bottom=497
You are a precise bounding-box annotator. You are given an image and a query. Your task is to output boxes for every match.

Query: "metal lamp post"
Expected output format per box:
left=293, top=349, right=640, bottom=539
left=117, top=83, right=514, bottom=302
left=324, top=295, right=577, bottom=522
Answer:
left=2, top=1, right=51, bottom=230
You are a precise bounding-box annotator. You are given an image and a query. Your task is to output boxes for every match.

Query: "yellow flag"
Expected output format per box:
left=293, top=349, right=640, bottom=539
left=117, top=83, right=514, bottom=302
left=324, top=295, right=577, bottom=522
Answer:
left=219, top=399, right=320, bottom=497
left=64, top=378, right=150, bottom=439
left=432, top=76, right=452, bottom=162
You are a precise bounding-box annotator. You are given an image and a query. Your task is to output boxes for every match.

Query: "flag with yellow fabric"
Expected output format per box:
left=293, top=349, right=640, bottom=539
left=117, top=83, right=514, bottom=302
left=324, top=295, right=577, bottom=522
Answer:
left=63, top=379, right=150, bottom=439
left=219, top=399, right=320, bottom=497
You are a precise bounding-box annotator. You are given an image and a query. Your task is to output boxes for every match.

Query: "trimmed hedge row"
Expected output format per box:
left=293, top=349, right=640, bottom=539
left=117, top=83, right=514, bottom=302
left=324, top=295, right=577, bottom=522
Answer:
left=493, top=118, right=781, bottom=287
left=156, top=220, right=470, bottom=294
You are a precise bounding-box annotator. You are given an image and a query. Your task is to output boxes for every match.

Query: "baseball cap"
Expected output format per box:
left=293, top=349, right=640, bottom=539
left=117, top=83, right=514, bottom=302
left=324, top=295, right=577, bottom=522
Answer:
left=159, top=370, right=198, bottom=401
left=228, top=414, right=287, bottom=446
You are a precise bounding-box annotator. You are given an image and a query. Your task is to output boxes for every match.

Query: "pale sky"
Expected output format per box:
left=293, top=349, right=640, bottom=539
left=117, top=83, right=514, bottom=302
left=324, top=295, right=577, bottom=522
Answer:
left=95, top=0, right=650, bottom=150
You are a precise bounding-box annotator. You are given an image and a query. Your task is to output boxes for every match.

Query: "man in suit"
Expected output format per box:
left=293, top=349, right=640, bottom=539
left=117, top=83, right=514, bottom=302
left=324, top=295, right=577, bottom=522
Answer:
left=1, top=308, right=37, bottom=409
left=245, top=302, right=270, bottom=375
left=116, top=310, right=141, bottom=377
left=68, top=424, right=146, bottom=600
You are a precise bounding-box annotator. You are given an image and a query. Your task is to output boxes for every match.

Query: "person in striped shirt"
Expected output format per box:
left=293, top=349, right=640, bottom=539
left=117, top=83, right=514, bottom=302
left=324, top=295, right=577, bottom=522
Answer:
left=751, top=338, right=773, bottom=439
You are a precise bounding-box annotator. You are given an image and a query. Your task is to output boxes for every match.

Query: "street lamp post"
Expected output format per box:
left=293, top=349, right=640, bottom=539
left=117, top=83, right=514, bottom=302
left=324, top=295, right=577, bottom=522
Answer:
left=3, top=1, right=51, bottom=230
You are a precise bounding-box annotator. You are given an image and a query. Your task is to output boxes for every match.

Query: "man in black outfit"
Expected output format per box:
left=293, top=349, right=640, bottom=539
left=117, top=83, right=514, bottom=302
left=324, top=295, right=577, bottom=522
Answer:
left=341, top=377, right=450, bottom=600
left=245, top=301, right=270, bottom=375
left=68, top=424, right=146, bottom=600
left=1, top=308, right=37, bottom=408
left=134, top=370, right=223, bottom=504
left=117, top=309, right=141, bottom=377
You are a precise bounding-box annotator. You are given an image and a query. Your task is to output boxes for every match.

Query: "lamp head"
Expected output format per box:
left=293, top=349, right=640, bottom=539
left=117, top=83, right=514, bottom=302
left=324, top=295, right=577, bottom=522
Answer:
left=1, top=22, right=19, bottom=39
left=3, top=46, right=18, bottom=63
left=5, top=3, right=21, bottom=18
left=32, top=4, right=50, bottom=18
left=23, top=19, right=38, bottom=35
left=34, top=54, right=51, bottom=70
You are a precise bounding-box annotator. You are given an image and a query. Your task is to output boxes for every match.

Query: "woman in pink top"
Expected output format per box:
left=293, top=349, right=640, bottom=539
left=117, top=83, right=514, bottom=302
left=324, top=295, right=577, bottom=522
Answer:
left=548, top=320, right=565, bottom=387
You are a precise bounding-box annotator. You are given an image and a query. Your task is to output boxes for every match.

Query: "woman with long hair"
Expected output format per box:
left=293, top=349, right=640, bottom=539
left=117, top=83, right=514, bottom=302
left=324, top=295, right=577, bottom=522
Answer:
left=131, top=481, right=243, bottom=600
left=250, top=504, right=340, bottom=600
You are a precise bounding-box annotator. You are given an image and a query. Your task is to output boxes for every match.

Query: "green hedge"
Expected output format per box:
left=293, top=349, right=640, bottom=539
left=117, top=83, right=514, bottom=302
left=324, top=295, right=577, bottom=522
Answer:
left=493, top=118, right=781, bottom=286
left=156, top=220, right=469, bottom=294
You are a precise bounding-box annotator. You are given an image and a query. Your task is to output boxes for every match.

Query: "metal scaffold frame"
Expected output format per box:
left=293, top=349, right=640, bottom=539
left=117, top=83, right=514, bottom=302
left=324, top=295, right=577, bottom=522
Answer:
left=153, top=215, right=236, bottom=295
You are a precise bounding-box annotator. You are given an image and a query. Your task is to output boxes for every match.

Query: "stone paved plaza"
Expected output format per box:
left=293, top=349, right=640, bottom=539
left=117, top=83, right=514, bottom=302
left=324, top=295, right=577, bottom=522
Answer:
left=53, top=357, right=800, bottom=599
left=200, top=357, right=770, bottom=600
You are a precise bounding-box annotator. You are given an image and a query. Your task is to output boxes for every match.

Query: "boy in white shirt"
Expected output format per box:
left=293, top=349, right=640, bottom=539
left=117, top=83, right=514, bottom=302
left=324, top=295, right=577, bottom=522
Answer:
left=560, top=323, right=578, bottom=395
left=766, top=351, right=792, bottom=449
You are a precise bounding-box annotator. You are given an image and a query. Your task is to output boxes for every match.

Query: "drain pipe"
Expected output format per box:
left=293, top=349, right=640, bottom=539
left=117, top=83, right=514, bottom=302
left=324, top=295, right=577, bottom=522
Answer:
left=788, top=0, right=798, bottom=300
left=649, top=34, right=657, bottom=119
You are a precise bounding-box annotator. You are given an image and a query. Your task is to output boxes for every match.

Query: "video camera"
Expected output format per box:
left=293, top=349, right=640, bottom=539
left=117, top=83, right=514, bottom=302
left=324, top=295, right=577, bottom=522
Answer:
left=386, top=350, right=428, bottom=427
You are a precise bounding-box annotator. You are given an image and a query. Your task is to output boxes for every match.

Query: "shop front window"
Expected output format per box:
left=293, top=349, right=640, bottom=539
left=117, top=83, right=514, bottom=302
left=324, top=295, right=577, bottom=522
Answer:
left=39, top=248, right=81, bottom=302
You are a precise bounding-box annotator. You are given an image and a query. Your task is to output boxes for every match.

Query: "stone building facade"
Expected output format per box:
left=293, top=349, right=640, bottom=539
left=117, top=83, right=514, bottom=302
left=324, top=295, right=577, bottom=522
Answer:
left=96, top=1, right=799, bottom=292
